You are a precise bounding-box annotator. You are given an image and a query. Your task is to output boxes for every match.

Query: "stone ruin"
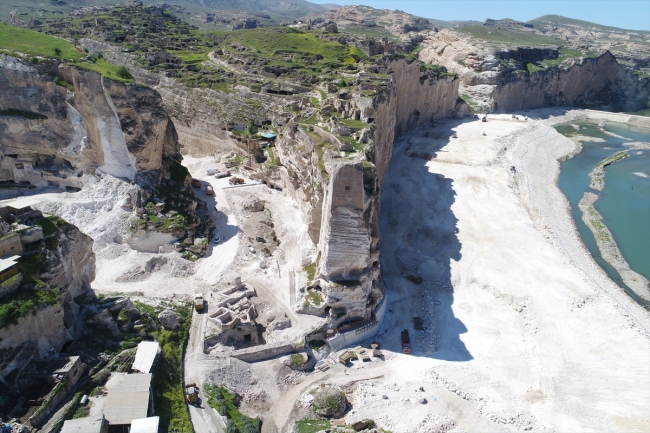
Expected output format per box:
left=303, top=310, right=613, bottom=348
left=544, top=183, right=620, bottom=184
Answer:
left=205, top=278, right=259, bottom=349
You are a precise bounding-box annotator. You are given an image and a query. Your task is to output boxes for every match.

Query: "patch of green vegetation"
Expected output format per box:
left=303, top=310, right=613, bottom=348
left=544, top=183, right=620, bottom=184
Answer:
left=456, top=25, right=561, bottom=46
left=634, top=70, right=650, bottom=80
left=597, top=151, right=628, bottom=169
left=0, top=286, right=61, bottom=329
left=266, top=147, right=276, bottom=166
left=303, top=261, right=317, bottom=281
left=527, top=63, right=544, bottom=73
left=300, top=113, right=320, bottom=125
left=204, top=384, right=260, bottom=433
left=290, top=353, right=306, bottom=365
left=296, top=419, right=331, bottom=433
left=222, top=27, right=365, bottom=62
left=459, top=93, right=483, bottom=114
left=1, top=273, right=21, bottom=289
left=0, top=109, right=48, bottom=120
left=150, top=304, right=193, bottom=433
left=541, top=47, right=583, bottom=67
left=168, top=48, right=211, bottom=64
left=77, top=59, right=135, bottom=83
left=338, top=118, right=368, bottom=129
left=316, top=88, right=327, bottom=100
left=590, top=218, right=611, bottom=242
left=304, top=289, right=323, bottom=306
left=0, top=22, right=83, bottom=60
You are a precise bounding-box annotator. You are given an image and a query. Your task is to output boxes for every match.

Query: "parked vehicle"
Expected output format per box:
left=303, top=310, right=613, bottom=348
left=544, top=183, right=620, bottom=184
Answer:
left=214, top=170, right=231, bottom=179
left=401, top=329, right=411, bottom=354
left=185, top=383, right=199, bottom=405
left=206, top=185, right=214, bottom=195
left=194, top=293, right=204, bottom=312
left=205, top=168, right=219, bottom=175
left=213, top=236, right=220, bottom=244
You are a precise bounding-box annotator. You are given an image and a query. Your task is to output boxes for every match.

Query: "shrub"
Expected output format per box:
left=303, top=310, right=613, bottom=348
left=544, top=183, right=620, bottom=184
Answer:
left=117, top=66, right=133, bottom=79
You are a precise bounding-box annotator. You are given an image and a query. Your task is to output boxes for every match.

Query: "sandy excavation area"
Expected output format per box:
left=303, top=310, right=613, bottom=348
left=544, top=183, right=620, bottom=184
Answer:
left=349, top=110, right=649, bottom=433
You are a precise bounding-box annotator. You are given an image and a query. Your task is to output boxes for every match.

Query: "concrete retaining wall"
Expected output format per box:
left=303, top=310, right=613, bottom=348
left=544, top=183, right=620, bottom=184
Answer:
left=327, top=294, right=387, bottom=351
left=0, top=233, right=23, bottom=257
left=230, top=341, right=294, bottom=362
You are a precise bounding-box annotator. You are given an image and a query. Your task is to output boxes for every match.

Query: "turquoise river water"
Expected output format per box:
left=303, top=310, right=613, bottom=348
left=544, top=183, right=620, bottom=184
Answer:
left=556, top=120, right=650, bottom=308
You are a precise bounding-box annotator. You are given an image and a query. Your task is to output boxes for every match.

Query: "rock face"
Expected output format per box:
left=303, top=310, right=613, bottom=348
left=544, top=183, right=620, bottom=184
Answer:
left=0, top=221, right=95, bottom=379
left=0, top=55, right=180, bottom=187
left=492, top=52, right=650, bottom=112
left=274, top=59, right=459, bottom=328
left=419, top=30, right=650, bottom=113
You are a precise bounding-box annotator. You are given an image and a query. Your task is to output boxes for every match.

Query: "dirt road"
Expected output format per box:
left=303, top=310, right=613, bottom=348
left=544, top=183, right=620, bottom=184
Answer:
left=185, top=308, right=227, bottom=433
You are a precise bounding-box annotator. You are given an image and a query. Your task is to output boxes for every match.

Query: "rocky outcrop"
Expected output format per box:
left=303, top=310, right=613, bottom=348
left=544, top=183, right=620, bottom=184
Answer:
left=0, top=55, right=180, bottom=187
left=492, top=52, right=650, bottom=112
left=419, top=30, right=650, bottom=113
left=0, top=220, right=95, bottom=380
left=273, top=59, right=459, bottom=329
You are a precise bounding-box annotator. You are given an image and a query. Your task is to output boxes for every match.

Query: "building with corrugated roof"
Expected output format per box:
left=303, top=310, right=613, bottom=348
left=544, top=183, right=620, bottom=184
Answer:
left=61, top=416, right=108, bottom=433
left=103, top=373, right=153, bottom=427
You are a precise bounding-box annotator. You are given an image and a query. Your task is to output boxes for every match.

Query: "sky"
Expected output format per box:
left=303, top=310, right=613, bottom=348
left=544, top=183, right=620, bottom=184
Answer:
left=310, top=0, right=650, bottom=31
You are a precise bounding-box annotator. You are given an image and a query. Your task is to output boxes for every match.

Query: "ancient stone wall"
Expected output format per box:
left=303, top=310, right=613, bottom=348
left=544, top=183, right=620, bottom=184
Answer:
left=230, top=341, right=294, bottom=362
left=0, top=233, right=23, bottom=257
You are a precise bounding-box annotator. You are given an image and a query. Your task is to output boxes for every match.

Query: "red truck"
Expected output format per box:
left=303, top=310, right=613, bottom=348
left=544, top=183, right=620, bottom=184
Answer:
left=401, top=329, right=411, bottom=354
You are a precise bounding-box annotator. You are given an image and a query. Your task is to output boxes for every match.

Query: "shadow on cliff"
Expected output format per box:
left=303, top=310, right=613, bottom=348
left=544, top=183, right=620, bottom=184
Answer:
left=378, top=119, right=472, bottom=362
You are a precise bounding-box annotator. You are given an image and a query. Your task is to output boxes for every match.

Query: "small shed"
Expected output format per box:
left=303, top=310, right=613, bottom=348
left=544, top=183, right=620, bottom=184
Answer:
left=0, top=255, right=20, bottom=283
left=132, top=341, right=160, bottom=374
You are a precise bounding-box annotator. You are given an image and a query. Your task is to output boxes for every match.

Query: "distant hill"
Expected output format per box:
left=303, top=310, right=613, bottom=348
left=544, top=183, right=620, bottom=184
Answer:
left=0, top=0, right=338, bottom=24
left=529, top=14, right=650, bottom=34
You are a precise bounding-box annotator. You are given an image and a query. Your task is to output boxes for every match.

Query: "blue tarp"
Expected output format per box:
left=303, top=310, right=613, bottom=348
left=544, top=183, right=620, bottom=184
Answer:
left=260, top=132, right=277, bottom=139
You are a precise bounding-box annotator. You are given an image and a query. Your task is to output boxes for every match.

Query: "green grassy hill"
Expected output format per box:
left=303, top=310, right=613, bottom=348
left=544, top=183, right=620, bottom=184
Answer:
left=455, top=25, right=562, bottom=46
left=529, top=14, right=650, bottom=34
left=223, top=27, right=364, bottom=61
left=0, top=23, right=133, bottom=83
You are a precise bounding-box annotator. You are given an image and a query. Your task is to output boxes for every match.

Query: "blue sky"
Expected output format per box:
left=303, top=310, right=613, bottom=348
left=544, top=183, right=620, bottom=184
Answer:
left=311, top=0, right=650, bottom=31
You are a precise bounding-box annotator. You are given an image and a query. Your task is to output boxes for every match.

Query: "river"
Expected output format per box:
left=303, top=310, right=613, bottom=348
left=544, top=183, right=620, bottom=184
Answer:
left=556, top=120, right=650, bottom=307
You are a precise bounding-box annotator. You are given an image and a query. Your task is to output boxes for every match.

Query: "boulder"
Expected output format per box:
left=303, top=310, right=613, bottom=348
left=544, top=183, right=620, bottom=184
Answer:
left=20, top=226, right=44, bottom=244
left=311, top=385, right=347, bottom=418
left=267, top=317, right=291, bottom=333
left=158, top=309, right=180, bottom=330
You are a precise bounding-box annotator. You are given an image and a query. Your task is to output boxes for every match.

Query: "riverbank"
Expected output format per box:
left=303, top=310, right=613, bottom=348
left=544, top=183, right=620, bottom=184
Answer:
left=578, top=192, right=650, bottom=302
left=362, top=110, right=650, bottom=432
left=514, top=107, right=650, bottom=324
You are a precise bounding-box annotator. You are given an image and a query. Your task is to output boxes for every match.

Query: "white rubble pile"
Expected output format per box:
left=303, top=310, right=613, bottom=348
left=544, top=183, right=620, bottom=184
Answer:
left=426, top=369, right=537, bottom=431
left=417, top=414, right=458, bottom=433
left=35, top=175, right=137, bottom=250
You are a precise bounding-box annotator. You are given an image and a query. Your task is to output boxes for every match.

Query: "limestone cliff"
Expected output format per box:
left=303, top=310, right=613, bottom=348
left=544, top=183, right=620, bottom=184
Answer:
left=419, top=30, right=650, bottom=113
left=269, top=59, right=459, bottom=329
left=0, top=220, right=95, bottom=381
left=0, top=55, right=180, bottom=187
left=492, top=52, right=650, bottom=112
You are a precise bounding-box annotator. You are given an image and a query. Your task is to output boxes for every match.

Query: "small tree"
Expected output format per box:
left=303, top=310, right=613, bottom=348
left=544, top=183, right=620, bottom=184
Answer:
left=53, top=47, right=62, bottom=56
left=117, top=66, right=133, bottom=80
left=225, top=419, right=238, bottom=433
